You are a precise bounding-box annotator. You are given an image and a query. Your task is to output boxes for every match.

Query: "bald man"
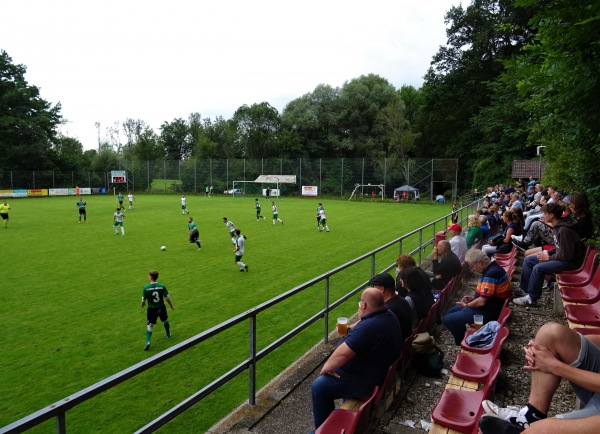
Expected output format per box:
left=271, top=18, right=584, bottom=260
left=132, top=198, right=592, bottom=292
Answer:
left=310, top=287, right=403, bottom=430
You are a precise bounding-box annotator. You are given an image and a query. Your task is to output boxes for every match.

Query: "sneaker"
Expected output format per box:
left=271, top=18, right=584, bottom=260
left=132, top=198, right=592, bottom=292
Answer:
left=482, top=400, right=520, bottom=420
left=511, top=235, right=523, bottom=242
left=166, top=333, right=171, bottom=339
left=513, top=294, right=535, bottom=306
left=479, top=414, right=524, bottom=434
left=144, top=342, right=151, bottom=351
left=245, top=265, right=248, bottom=272
left=239, top=268, right=245, bottom=272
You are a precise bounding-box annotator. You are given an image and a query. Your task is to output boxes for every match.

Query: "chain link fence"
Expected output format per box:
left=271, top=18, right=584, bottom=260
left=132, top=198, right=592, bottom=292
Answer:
left=0, top=158, right=458, bottom=201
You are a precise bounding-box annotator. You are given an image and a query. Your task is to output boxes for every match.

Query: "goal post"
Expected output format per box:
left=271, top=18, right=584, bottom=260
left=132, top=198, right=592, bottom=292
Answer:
left=349, top=184, right=385, bottom=201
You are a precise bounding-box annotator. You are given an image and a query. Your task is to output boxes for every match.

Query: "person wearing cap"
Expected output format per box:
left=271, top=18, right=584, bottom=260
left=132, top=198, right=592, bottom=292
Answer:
left=446, top=223, right=467, bottom=263
left=368, top=272, right=412, bottom=340
left=442, top=249, right=511, bottom=345
left=310, top=287, right=402, bottom=430
left=431, top=240, right=462, bottom=291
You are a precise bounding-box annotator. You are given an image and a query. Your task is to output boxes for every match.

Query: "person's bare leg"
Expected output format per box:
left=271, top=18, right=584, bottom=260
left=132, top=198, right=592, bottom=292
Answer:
left=524, top=415, right=600, bottom=434
left=527, top=323, right=582, bottom=413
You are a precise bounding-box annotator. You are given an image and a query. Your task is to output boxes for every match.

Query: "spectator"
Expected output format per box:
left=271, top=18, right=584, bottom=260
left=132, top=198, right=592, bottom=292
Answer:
left=510, top=192, right=525, bottom=212
left=368, top=272, right=412, bottom=341
left=482, top=210, right=522, bottom=257
left=479, top=214, right=490, bottom=240
left=569, top=192, right=594, bottom=240
left=395, top=254, right=434, bottom=330
left=479, top=323, right=600, bottom=433
left=513, top=203, right=586, bottom=306
left=310, top=287, right=402, bottom=430
left=442, top=249, right=511, bottom=345
left=446, top=223, right=468, bottom=262
left=465, top=214, right=483, bottom=248
left=431, top=240, right=462, bottom=291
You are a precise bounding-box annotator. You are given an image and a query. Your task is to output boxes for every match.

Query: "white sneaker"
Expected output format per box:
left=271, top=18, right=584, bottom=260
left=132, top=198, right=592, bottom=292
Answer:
left=481, top=400, right=531, bottom=427
left=513, top=294, right=535, bottom=306
left=511, top=235, right=523, bottom=242
left=481, top=400, right=520, bottom=420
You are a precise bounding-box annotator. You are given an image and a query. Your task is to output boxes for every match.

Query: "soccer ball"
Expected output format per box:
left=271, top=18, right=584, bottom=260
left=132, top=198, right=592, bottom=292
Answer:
left=160, top=246, right=166, bottom=251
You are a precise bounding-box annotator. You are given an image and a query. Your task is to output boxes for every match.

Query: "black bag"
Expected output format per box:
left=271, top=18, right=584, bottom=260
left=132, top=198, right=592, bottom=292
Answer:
left=496, top=242, right=513, bottom=254
left=411, top=346, right=444, bottom=377
left=488, top=234, right=504, bottom=246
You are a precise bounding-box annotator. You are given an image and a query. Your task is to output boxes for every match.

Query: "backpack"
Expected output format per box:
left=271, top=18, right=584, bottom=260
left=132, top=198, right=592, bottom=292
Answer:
left=411, top=332, right=444, bottom=377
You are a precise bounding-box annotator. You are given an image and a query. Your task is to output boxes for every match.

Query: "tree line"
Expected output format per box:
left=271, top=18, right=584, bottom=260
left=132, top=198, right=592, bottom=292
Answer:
left=1, top=0, right=598, bottom=207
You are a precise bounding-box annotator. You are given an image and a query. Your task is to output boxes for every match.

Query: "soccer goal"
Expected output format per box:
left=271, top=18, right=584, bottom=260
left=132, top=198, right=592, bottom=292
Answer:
left=226, top=175, right=297, bottom=198
left=349, top=183, right=385, bottom=201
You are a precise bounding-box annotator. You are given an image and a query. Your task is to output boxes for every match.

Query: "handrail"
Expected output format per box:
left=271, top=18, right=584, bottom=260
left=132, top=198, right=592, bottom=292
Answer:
left=1, top=200, right=482, bottom=434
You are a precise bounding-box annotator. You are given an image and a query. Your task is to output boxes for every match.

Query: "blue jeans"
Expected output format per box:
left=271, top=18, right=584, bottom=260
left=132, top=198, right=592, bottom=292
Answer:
left=311, top=373, right=374, bottom=429
left=442, top=306, right=496, bottom=345
left=520, top=255, right=579, bottom=301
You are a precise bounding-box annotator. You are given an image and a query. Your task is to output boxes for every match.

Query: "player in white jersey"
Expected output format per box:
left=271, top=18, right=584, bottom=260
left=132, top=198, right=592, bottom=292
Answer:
left=223, top=217, right=237, bottom=244
left=233, top=229, right=248, bottom=272
left=318, top=204, right=330, bottom=232
left=271, top=202, right=283, bottom=225
left=127, top=192, right=135, bottom=209
left=181, top=194, right=189, bottom=214
left=113, top=208, right=125, bottom=235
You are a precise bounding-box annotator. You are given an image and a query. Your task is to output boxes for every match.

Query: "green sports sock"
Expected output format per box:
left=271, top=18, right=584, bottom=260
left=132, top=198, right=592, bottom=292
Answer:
left=164, top=322, right=171, bottom=336
left=196, top=241, right=201, bottom=248
left=145, top=330, right=152, bottom=343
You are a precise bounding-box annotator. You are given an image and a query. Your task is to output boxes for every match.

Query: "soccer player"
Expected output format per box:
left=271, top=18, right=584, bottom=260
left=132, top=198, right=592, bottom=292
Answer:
left=255, top=198, right=265, bottom=221
left=188, top=217, right=202, bottom=250
left=318, top=204, right=330, bottom=232
left=271, top=202, right=283, bottom=225
left=233, top=229, right=248, bottom=272
left=127, top=192, right=134, bottom=210
left=76, top=198, right=87, bottom=223
left=316, top=204, right=321, bottom=229
left=113, top=208, right=125, bottom=235
left=0, top=200, right=10, bottom=229
left=181, top=194, right=189, bottom=214
left=141, top=270, right=174, bottom=351
left=223, top=217, right=237, bottom=244
left=117, top=192, right=124, bottom=210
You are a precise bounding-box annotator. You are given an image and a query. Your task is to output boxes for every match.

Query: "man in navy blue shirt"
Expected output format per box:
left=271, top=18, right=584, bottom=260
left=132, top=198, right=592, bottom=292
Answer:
left=311, top=287, right=403, bottom=430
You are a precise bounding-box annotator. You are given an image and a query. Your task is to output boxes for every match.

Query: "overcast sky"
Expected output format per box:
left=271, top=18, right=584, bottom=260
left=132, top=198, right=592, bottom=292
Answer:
left=1, top=0, right=458, bottom=150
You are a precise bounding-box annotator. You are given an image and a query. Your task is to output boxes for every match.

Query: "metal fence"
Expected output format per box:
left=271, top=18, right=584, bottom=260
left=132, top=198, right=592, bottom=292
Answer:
left=0, top=158, right=459, bottom=201
left=0, top=200, right=481, bottom=434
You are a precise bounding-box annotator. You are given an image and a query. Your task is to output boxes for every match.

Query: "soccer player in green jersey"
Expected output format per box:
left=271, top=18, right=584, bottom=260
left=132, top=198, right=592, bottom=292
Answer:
left=188, top=217, right=202, bottom=250
left=117, top=192, right=124, bottom=210
left=141, top=270, right=174, bottom=351
left=113, top=208, right=125, bottom=235
left=76, top=199, right=87, bottom=223
left=0, top=200, right=10, bottom=229
left=255, top=198, right=265, bottom=221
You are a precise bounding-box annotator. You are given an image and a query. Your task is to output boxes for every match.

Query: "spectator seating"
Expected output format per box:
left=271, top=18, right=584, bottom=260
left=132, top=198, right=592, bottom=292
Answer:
left=431, top=360, right=501, bottom=433
left=460, top=326, right=510, bottom=355
left=556, top=248, right=597, bottom=287
left=559, top=265, right=600, bottom=303
left=315, top=386, right=379, bottom=434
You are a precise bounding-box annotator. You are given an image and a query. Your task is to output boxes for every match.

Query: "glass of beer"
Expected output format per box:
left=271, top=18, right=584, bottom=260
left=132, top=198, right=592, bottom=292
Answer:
left=473, top=314, right=484, bottom=330
left=337, top=317, right=349, bottom=336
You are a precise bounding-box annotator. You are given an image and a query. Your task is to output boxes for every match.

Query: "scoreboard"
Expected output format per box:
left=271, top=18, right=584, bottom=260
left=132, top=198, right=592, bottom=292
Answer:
left=111, top=170, right=127, bottom=184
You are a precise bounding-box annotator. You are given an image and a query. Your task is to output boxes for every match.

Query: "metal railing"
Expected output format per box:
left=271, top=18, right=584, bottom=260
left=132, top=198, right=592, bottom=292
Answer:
left=1, top=201, right=481, bottom=434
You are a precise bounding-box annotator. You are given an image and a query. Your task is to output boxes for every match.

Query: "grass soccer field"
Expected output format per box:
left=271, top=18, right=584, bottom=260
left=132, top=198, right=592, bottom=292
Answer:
left=0, top=194, right=449, bottom=433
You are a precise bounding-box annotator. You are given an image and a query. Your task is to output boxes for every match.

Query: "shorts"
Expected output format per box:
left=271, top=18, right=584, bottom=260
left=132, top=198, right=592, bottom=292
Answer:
left=558, top=333, right=600, bottom=418
left=181, top=204, right=186, bottom=209
left=189, top=230, right=199, bottom=242
left=272, top=213, right=278, bottom=219
left=113, top=221, right=123, bottom=227
left=256, top=209, right=261, bottom=215
left=235, top=254, right=243, bottom=262
left=147, top=305, right=168, bottom=325
left=79, top=208, right=86, bottom=215
left=1, top=213, right=9, bottom=219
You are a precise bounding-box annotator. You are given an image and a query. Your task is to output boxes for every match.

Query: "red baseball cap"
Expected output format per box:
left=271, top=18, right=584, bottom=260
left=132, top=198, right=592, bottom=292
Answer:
left=446, top=223, right=462, bottom=232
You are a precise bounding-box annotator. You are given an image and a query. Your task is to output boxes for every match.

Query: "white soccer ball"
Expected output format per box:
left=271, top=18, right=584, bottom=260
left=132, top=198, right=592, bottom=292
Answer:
left=161, top=246, right=166, bottom=251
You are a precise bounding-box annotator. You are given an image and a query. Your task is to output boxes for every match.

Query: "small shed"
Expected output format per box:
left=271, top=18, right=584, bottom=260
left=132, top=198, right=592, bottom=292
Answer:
left=394, top=185, right=420, bottom=201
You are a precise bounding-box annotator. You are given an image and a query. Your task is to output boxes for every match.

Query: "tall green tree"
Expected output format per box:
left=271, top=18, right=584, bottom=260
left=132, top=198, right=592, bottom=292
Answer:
left=0, top=50, right=62, bottom=171
left=232, top=102, right=280, bottom=159
left=160, top=118, right=192, bottom=161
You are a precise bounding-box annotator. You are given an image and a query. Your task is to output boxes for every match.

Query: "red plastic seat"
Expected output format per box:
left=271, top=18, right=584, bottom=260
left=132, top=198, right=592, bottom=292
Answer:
left=432, top=360, right=501, bottom=432
left=461, top=326, right=509, bottom=354
left=496, top=306, right=512, bottom=326
left=572, top=327, right=600, bottom=335
left=565, top=303, right=600, bottom=327
left=451, top=334, right=503, bottom=383
left=560, top=265, right=600, bottom=303
left=315, top=386, right=379, bottom=434
left=556, top=248, right=596, bottom=287
left=494, top=246, right=518, bottom=260
left=375, top=357, right=399, bottom=404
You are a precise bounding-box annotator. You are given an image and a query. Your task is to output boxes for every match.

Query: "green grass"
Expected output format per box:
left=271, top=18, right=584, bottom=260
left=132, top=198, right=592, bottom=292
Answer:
left=0, top=194, right=449, bottom=433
